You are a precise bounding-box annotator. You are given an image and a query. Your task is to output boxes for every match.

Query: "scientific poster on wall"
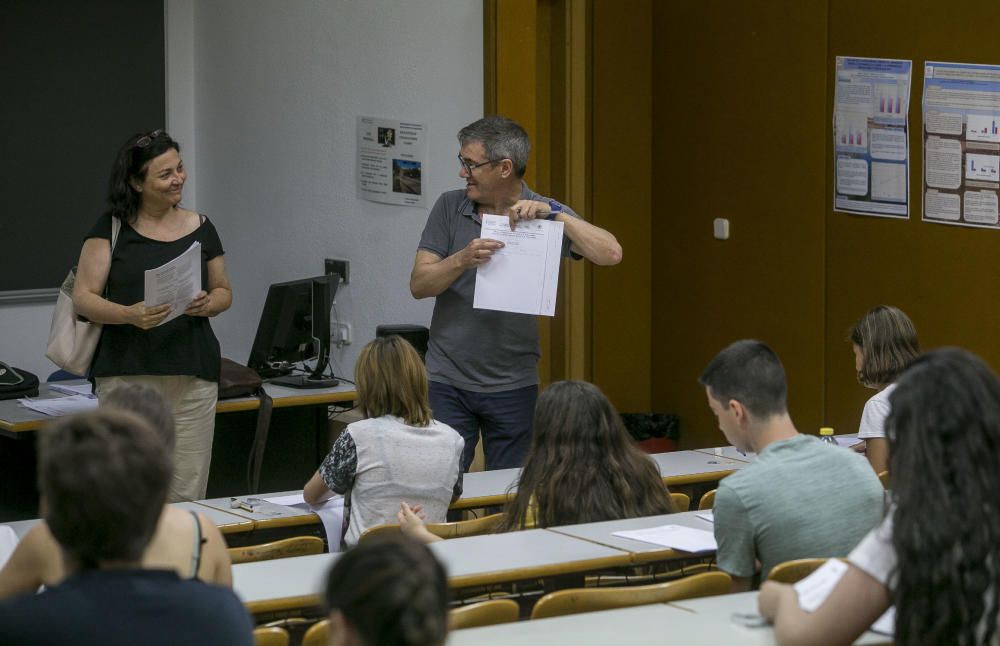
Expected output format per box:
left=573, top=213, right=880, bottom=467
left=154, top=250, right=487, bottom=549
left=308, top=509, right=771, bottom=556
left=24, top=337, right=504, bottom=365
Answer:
left=357, top=116, right=427, bottom=207
left=923, top=62, right=1000, bottom=228
left=833, top=57, right=912, bottom=218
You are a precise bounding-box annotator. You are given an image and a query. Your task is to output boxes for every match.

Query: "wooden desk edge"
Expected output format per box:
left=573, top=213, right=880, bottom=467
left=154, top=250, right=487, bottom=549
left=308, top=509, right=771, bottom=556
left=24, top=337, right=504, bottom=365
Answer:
left=446, top=553, right=632, bottom=589
left=252, top=514, right=322, bottom=530
left=663, top=470, right=736, bottom=487
left=450, top=493, right=512, bottom=510
left=245, top=593, right=322, bottom=616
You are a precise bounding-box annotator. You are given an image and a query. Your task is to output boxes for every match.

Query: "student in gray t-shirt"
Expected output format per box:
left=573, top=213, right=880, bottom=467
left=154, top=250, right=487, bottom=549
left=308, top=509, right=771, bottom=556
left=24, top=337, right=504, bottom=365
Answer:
left=699, top=340, right=884, bottom=591
left=410, top=116, right=623, bottom=471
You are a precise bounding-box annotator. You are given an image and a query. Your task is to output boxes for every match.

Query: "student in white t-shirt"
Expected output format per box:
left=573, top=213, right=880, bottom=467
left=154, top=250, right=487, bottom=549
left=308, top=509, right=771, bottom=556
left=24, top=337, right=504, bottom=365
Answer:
left=759, top=348, right=1000, bottom=645
left=303, top=336, right=464, bottom=547
left=849, top=305, right=919, bottom=474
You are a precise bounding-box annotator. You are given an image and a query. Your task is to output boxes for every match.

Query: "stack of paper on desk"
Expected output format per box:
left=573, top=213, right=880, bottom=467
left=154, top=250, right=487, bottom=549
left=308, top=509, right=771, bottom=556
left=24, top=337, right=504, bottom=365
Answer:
left=473, top=214, right=564, bottom=316
left=19, top=395, right=99, bottom=416
left=612, top=524, right=718, bottom=552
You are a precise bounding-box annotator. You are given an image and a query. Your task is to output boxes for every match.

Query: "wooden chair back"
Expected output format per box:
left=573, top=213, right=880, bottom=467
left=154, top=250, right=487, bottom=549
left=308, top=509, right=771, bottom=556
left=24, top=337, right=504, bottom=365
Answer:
left=530, top=571, right=732, bottom=619
left=301, top=619, right=329, bottom=646
left=253, top=626, right=290, bottom=646
left=768, top=558, right=845, bottom=584
left=698, top=489, right=717, bottom=510
left=670, top=492, right=690, bottom=512
left=228, top=536, right=325, bottom=564
left=877, top=470, right=890, bottom=489
left=360, top=513, right=505, bottom=542
left=449, top=599, right=520, bottom=630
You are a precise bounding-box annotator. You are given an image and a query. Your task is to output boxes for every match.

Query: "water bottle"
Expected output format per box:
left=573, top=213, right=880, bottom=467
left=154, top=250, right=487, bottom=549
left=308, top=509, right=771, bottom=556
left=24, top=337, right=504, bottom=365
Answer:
left=819, top=427, right=838, bottom=446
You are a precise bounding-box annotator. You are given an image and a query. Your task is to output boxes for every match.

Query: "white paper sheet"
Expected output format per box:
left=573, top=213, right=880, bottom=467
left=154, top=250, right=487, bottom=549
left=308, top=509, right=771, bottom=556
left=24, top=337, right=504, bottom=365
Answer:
left=143, top=241, right=201, bottom=326
left=263, top=494, right=345, bottom=552
left=47, top=383, right=94, bottom=397
left=696, top=511, right=714, bottom=523
left=262, top=494, right=306, bottom=506
left=612, top=524, right=717, bottom=552
left=473, top=214, right=564, bottom=316
left=19, top=395, right=99, bottom=416
left=0, top=526, right=18, bottom=570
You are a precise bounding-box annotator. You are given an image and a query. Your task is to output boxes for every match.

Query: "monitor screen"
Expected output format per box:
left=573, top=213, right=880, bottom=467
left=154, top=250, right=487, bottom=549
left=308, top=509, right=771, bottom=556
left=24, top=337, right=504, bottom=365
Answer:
left=247, top=274, right=340, bottom=386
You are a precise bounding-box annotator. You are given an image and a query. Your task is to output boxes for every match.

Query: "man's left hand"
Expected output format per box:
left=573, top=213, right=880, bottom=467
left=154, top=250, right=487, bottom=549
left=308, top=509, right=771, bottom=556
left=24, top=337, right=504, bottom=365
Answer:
left=506, top=200, right=553, bottom=230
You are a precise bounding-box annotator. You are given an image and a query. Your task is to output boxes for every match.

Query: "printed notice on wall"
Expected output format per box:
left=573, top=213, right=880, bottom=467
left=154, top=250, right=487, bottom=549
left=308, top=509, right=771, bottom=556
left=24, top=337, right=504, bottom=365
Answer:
left=923, top=61, right=1000, bottom=228
left=833, top=57, right=912, bottom=218
left=357, top=116, right=427, bottom=207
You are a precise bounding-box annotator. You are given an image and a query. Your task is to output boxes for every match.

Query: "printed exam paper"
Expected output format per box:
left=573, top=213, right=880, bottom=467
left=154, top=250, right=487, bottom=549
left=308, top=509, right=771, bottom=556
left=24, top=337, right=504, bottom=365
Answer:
left=144, top=241, right=201, bottom=326
left=473, top=214, right=564, bottom=316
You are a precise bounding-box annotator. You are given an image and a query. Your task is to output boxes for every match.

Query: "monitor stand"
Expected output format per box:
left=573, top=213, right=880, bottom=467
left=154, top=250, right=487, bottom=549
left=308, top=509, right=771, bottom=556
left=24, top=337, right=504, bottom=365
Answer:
left=268, top=374, right=340, bottom=389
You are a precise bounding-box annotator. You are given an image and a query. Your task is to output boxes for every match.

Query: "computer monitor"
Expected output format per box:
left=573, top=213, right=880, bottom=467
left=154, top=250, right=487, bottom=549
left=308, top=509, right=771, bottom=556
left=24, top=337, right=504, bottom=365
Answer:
left=247, top=273, right=341, bottom=388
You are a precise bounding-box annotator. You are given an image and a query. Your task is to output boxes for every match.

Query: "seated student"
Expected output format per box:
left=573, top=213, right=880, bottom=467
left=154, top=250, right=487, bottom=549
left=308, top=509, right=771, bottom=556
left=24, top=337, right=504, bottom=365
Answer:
left=399, top=380, right=676, bottom=541
left=0, top=410, right=252, bottom=645
left=700, top=340, right=883, bottom=591
left=759, top=348, right=1000, bottom=646
left=304, top=336, right=464, bottom=547
left=324, top=534, right=448, bottom=646
left=0, top=383, right=231, bottom=599
left=849, top=305, right=919, bottom=474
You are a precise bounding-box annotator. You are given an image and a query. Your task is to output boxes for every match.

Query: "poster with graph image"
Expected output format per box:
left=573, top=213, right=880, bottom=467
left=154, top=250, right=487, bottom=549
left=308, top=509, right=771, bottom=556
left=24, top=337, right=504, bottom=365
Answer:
left=357, top=115, right=427, bottom=207
left=923, top=61, right=1000, bottom=228
left=833, top=57, right=912, bottom=218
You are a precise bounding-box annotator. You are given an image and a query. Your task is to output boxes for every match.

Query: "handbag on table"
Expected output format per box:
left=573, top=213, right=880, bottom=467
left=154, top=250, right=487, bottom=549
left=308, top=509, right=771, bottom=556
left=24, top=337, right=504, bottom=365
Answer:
left=45, top=217, right=121, bottom=376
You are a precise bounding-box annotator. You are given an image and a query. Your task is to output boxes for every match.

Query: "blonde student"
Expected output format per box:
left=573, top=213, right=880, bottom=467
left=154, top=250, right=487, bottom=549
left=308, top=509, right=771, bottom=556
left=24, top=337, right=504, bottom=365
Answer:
left=849, top=305, right=919, bottom=474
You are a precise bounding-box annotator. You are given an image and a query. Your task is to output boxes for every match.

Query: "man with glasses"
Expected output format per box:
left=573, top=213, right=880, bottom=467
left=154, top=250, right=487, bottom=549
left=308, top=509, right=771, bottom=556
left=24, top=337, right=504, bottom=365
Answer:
left=410, top=116, right=622, bottom=472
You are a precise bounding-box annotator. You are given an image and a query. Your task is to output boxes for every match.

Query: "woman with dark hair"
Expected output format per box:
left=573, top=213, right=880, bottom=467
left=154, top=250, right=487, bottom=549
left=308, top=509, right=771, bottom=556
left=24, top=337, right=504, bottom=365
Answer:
left=72, top=130, right=231, bottom=502
left=303, top=336, right=464, bottom=548
left=759, top=347, right=1000, bottom=645
left=324, top=534, right=449, bottom=646
left=400, top=380, right=675, bottom=540
left=848, top=305, right=920, bottom=473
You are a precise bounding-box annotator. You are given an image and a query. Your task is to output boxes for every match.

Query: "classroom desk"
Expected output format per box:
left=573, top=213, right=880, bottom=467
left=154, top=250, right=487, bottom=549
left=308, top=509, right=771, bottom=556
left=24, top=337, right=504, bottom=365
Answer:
left=233, top=529, right=631, bottom=618
left=451, top=450, right=751, bottom=511
left=447, top=593, right=890, bottom=645
left=693, top=446, right=756, bottom=462
left=0, top=381, right=355, bottom=521
left=546, top=510, right=716, bottom=564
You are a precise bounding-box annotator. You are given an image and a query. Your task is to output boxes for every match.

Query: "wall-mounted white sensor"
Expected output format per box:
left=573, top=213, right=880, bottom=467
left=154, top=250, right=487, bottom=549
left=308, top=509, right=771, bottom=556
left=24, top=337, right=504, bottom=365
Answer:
left=713, top=218, right=730, bottom=240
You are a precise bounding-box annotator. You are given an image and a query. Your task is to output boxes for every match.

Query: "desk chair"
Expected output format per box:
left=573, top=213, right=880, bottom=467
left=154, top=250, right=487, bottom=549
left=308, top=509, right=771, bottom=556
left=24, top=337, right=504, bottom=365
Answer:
left=449, top=599, right=520, bottom=630
left=670, top=492, right=690, bottom=512
left=697, top=489, right=717, bottom=510
left=228, top=536, right=325, bottom=564
left=359, top=512, right=505, bottom=542
left=768, top=558, right=845, bottom=584
left=530, top=571, right=731, bottom=619
left=301, top=619, right=329, bottom=646
left=253, top=626, right=290, bottom=646
left=877, top=470, right=890, bottom=489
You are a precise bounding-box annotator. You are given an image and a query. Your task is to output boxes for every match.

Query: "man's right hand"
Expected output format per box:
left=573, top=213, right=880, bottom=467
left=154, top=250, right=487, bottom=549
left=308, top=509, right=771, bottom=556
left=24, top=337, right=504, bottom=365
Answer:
left=454, top=238, right=504, bottom=270
left=123, top=302, right=171, bottom=330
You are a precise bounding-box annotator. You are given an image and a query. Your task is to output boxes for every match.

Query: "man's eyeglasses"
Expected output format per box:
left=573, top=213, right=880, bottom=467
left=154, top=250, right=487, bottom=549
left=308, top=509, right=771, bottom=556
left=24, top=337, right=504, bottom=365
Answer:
left=134, top=129, right=165, bottom=149
left=458, top=154, right=503, bottom=174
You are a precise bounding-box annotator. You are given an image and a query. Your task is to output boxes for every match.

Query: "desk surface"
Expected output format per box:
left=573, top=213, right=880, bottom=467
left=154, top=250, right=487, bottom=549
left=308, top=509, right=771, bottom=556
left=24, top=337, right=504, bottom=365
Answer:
left=0, top=381, right=356, bottom=434
left=546, top=510, right=716, bottom=564
left=198, top=492, right=321, bottom=530
left=448, top=593, right=890, bottom=645
left=234, top=552, right=337, bottom=615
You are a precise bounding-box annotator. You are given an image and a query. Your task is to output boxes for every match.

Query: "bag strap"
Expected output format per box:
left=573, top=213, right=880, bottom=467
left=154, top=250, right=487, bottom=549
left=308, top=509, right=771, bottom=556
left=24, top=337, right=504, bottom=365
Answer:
left=101, top=216, right=123, bottom=300
left=245, top=388, right=274, bottom=494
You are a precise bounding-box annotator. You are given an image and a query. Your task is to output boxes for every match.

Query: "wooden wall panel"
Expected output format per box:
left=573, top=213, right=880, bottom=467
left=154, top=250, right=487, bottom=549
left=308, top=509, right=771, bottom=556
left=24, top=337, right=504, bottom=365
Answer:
left=824, top=0, right=1000, bottom=434
left=651, top=1, right=829, bottom=448
left=590, top=0, right=653, bottom=412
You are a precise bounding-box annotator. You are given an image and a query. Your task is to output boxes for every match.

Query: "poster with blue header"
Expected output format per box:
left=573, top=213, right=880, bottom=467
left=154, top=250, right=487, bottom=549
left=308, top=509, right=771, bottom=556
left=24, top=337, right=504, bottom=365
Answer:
left=834, top=57, right=912, bottom=218
left=923, top=61, right=1000, bottom=228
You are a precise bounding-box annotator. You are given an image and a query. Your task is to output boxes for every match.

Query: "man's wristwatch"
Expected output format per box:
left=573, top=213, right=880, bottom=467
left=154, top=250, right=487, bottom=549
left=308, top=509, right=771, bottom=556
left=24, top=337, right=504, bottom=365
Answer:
left=546, top=200, right=563, bottom=220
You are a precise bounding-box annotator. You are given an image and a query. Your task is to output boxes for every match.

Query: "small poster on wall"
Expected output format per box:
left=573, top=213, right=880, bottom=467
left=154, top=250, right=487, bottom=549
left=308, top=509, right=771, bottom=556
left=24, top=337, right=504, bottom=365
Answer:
left=833, top=56, right=913, bottom=219
left=923, top=62, right=1000, bottom=228
left=357, top=115, right=427, bottom=207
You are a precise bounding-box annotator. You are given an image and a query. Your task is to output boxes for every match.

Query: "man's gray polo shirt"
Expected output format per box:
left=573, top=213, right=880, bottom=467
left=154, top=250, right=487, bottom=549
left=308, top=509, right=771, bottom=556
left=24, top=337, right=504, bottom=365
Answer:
left=417, top=183, right=577, bottom=393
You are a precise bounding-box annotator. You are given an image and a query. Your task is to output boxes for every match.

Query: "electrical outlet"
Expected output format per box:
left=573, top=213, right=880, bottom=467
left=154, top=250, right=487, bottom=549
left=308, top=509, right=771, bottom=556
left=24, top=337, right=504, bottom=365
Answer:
left=325, top=258, right=350, bottom=285
left=333, top=321, right=352, bottom=346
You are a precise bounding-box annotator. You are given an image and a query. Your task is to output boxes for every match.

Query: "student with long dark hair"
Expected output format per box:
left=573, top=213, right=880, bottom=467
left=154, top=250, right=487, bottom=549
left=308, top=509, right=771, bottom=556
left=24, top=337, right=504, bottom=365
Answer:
left=399, top=380, right=675, bottom=540
left=849, top=305, right=919, bottom=473
left=759, top=347, right=1000, bottom=645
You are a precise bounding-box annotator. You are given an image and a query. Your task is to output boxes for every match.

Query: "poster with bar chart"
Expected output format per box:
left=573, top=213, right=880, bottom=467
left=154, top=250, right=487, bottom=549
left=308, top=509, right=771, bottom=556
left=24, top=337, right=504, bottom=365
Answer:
left=834, top=57, right=912, bottom=218
left=923, top=61, right=1000, bottom=228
